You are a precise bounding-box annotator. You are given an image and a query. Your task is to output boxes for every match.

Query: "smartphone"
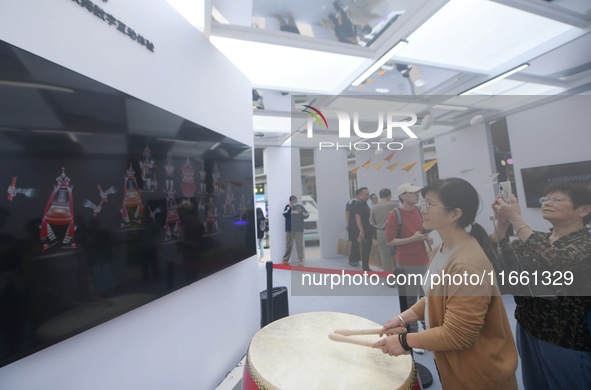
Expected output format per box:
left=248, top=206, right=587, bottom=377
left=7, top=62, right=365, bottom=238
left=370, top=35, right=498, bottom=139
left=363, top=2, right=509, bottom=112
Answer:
left=498, top=181, right=512, bottom=203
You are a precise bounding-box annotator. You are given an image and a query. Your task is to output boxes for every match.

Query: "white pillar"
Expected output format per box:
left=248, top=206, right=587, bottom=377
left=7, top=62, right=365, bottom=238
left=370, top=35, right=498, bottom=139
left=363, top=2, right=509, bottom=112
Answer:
left=434, top=124, right=496, bottom=230
left=314, top=149, right=350, bottom=258
left=264, top=147, right=302, bottom=261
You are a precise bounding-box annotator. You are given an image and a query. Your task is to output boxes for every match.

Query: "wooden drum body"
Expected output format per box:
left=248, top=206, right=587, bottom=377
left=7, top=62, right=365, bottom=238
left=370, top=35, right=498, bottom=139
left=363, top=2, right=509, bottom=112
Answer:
left=243, top=312, right=416, bottom=390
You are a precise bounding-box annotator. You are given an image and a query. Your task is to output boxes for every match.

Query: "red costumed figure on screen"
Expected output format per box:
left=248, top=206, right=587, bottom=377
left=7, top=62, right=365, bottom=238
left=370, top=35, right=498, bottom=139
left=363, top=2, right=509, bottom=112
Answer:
left=181, top=156, right=196, bottom=198
left=121, top=163, right=143, bottom=228
left=40, top=167, right=76, bottom=250
left=164, top=189, right=181, bottom=240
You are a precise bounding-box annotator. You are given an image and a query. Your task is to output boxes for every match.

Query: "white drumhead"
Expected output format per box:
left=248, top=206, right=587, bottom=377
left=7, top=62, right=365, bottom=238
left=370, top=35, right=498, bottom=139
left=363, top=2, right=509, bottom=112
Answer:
left=247, top=312, right=414, bottom=390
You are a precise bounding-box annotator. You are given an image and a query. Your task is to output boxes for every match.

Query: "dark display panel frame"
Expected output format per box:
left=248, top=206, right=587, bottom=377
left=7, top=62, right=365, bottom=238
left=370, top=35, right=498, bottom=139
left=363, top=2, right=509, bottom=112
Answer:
left=0, top=39, right=255, bottom=367
left=520, top=160, right=591, bottom=208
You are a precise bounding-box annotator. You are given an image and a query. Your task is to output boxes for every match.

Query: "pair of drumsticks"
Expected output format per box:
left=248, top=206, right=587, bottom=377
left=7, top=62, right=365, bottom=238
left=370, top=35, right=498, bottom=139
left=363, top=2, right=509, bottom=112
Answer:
left=328, top=327, right=407, bottom=348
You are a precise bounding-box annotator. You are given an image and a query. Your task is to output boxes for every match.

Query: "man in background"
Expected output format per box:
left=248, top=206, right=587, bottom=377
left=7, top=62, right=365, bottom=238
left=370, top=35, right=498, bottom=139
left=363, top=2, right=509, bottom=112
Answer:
left=370, top=188, right=397, bottom=274
left=368, top=193, right=379, bottom=210
left=386, top=183, right=432, bottom=333
left=346, top=187, right=372, bottom=270
left=282, top=195, right=309, bottom=266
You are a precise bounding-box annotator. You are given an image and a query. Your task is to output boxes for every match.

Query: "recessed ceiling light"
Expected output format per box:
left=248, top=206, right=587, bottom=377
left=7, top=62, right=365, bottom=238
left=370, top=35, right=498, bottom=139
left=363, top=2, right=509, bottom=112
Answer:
left=210, top=37, right=367, bottom=94
left=460, top=63, right=530, bottom=95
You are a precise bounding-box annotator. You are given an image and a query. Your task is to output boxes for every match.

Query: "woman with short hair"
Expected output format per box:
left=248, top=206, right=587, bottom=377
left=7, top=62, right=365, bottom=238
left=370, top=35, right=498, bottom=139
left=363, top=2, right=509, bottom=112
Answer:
left=491, top=182, right=591, bottom=389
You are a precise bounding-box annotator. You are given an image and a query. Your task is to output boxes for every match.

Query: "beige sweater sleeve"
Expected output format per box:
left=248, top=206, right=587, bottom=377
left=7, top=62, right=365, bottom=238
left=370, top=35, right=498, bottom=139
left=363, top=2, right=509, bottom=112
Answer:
left=413, top=242, right=495, bottom=352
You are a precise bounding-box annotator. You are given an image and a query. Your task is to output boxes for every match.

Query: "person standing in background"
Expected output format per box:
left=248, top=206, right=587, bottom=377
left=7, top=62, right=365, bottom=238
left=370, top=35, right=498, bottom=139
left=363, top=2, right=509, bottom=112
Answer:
left=370, top=188, right=397, bottom=273
left=348, top=187, right=372, bottom=271
left=386, top=183, right=432, bottom=332
left=368, top=193, right=379, bottom=210
left=282, top=196, right=309, bottom=266
left=345, top=195, right=358, bottom=266
left=256, top=207, right=267, bottom=262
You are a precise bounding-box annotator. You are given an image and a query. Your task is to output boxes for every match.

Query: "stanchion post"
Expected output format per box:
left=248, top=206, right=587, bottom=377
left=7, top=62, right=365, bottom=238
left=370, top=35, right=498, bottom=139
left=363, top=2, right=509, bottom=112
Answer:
left=397, top=269, right=433, bottom=388
left=265, top=260, right=273, bottom=327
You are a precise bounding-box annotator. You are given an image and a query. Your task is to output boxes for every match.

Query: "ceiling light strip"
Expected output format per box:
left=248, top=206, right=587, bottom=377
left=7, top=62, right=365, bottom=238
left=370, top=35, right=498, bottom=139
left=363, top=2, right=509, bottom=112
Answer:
left=459, top=63, right=530, bottom=95
left=351, top=40, right=408, bottom=87
left=432, top=104, right=469, bottom=111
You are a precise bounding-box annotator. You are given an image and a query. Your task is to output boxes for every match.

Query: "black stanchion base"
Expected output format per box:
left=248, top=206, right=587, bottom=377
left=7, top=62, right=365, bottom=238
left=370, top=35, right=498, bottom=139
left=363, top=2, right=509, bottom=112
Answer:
left=417, top=362, right=433, bottom=388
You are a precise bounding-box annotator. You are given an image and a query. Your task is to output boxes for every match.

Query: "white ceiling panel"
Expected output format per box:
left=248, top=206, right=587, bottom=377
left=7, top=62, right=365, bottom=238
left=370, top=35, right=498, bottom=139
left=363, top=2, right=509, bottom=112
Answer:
left=396, top=0, right=575, bottom=72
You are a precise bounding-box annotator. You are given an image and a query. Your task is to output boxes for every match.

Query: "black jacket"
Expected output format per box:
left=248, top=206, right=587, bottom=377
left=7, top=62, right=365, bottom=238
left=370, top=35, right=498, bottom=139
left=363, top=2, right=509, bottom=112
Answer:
left=283, top=203, right=309, bottom=232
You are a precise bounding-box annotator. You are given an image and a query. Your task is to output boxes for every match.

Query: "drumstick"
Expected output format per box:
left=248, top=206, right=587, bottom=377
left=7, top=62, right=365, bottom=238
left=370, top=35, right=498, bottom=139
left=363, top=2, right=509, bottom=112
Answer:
left=333, top=327, right=406, bottom=336
left=328, top=333, right=376, bottom=348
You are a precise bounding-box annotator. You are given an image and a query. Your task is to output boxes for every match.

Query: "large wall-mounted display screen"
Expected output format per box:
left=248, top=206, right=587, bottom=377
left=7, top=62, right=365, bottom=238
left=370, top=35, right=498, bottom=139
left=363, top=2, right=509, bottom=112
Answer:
left=521, top=160, right=591, bottom=208
left=0, top=39, right=255, bottom=367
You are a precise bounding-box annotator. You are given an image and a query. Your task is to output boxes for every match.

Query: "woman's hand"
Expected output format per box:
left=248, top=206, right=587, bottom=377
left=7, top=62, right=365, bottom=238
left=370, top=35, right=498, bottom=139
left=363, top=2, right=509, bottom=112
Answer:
left=382, top=315, right=405, bottom=331
left=373, top=335, right=405, bottom=356
left=493, top=194, right=522, bottom=226
left=381, top=311, right=419, bottom=335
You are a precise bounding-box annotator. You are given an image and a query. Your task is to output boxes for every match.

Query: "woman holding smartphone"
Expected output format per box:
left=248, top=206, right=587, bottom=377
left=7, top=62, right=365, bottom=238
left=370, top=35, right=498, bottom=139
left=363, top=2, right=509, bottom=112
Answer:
left=491, top=182, right=591, bottom=389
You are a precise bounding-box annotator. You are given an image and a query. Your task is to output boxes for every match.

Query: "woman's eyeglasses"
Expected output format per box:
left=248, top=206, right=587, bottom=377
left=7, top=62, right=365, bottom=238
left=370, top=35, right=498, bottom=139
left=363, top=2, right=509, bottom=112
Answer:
left=538, top=196, right=569, bottom=205
left=421, top=200, right=452, bottom=211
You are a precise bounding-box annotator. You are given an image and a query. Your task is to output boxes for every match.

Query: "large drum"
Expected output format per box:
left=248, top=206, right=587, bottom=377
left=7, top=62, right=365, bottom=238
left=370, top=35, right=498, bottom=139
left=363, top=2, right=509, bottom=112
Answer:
left=243, top=312, right=416, bottom=390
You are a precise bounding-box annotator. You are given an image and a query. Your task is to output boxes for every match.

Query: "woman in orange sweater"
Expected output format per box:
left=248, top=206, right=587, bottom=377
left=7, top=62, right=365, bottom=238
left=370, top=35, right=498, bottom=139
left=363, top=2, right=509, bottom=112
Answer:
left=374, top=178, right=518, bottom=389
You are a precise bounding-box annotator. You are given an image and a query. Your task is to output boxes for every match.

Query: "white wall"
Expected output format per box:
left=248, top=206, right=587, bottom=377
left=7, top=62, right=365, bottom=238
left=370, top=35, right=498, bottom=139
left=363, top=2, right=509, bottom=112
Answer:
left=314, top=149, right=350, bottom=258
left=0, top=1, right=258, bottom=389
left=506, top=96, right=591, bottom=232
left=434, top=123, right=497, bottom=231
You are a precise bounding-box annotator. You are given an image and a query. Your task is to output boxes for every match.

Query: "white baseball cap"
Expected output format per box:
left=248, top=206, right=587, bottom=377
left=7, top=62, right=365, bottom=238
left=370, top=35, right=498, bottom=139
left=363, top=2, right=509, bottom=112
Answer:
left=396, top=183, right=422, bottom=196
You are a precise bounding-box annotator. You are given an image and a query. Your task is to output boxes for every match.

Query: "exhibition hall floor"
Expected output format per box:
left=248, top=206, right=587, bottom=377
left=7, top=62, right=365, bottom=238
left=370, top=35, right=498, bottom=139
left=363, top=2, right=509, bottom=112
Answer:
left=231, top=243, right=524, bottom=389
